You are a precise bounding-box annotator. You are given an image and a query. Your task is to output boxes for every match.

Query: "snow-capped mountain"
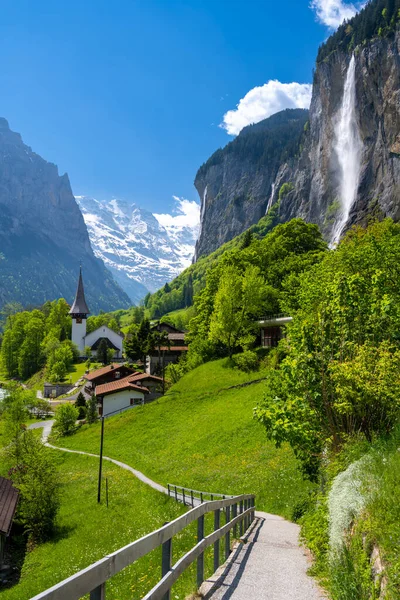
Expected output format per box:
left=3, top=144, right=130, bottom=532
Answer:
left=75, top=195, right=200, bottom=304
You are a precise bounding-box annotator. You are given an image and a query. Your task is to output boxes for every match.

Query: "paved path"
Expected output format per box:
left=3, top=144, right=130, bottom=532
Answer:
left=203, top=513, right=325, bottom=600
left=30, top=422, right=323, bottom=598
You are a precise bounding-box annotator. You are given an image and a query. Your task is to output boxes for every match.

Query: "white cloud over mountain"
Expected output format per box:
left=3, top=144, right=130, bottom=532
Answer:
left=154, top=196, right=200, bottom=230
left=310, top=0, right=363, bottom=29
left=221, top=81, right=313, bottom=136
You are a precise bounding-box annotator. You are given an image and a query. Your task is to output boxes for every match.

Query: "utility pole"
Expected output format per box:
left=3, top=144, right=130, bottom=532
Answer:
left=97, top=417, right=105, bottom=503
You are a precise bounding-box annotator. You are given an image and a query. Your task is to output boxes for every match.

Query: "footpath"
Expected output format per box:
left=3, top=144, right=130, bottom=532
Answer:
left=30, top=420, right=325, bottom=600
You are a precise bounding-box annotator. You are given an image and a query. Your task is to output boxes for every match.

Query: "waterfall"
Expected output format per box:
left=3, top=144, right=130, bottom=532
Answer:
left=266, top=183, right=275, bottom=214
left=331, top=55, right=362, bottom=246
left=193, top=185, right=207, bottom=262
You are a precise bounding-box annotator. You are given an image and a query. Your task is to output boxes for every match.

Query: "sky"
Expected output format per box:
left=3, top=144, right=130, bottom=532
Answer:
left=0, top=0, right=363, bottom=225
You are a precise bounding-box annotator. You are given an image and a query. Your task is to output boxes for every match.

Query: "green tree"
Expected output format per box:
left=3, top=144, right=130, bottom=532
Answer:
left=54, top=403, right=79, bottom=436
left=87, top=394, right=98, bottom=424
left=209, top=265, right=268, bottom=358
left=74, top=391, right=87, bottom=420
left=84, top=345, right=92, bottom=359
left=97, top=339, right=109, bottom=365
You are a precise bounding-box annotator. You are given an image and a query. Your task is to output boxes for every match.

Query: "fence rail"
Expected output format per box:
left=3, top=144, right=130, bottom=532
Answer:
left=32, top=493, right=256, bottom=600
left=167, top=483, right=234, bottom=506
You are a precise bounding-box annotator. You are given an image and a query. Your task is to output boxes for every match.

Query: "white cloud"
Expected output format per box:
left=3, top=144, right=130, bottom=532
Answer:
left=155, top=196, right=200, bottom=230
left=310, top=0, right=363, bottom=29
left=221, top=81, right=313, bottom=136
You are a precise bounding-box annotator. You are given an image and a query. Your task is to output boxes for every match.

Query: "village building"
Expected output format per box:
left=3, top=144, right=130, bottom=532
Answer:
left=258, top=314, right=293, bottom=348
left=0, top=477, right=19, bottom=568
left=69, top=268, right=124, bottom=358
left=83, top=363, right=136, bottom=390
left=146, top=322, right=188, bottom=375
left=95, top=378, right=149, bottom=417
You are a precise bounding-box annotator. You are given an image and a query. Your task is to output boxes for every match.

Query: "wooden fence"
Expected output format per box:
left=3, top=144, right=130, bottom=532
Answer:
left=32, top=492, right=256, bottom=600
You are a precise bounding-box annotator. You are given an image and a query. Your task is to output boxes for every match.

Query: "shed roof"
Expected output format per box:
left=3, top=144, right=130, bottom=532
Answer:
left=0, top=477, right=19, bottom=536
left=96, top=379, right=149, bottom=397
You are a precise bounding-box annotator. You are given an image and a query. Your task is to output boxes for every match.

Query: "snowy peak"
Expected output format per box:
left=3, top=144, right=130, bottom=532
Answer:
left=76, top=195, right=200, bottom=304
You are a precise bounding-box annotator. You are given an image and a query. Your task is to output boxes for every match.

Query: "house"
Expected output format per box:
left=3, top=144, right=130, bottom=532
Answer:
left=0, top=477, right=19, bottom=567
left=84, top=363, right=136, bottom=390
left=95, top=378, right=149, bottom=417
left=69, top=268, right=124, bottom=358
left=147, top=323, right=188, bottom=375
left=127, top=373, right=164, bottom=400
left=258, top=314, right=293, bottom=348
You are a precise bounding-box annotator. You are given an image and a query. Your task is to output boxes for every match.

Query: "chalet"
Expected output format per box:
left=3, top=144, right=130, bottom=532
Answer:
left=0, top=477, right=19, bottom=567
left=127, top=373, right=164, bottom=400
left=258, top=314, right=293, bottom=348
left=147, top=323, right=188, bottom=375
left=95, top=378, right=148, bottom=417
left=69, top=268, right=124, bottom=358
left=84, top=363, right=136, bottom=390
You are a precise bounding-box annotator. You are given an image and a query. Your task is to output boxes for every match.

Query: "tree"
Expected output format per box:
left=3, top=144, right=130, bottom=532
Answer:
left=54, top=403, right=79, bottom=436
left=8, top=430, right=60, bottom=542
left=84, top=345, right=92, bottom=359
left=209, top=265, right=268, bottom=358
left=75, top=391, right=87, bottom=420
left=87, top=394, right=98, bottom=424
left=107, top=348, right=115, bottom=364
left=240, top=229, right=253, bottom=250
left=97, top=339, right=109, bottom=365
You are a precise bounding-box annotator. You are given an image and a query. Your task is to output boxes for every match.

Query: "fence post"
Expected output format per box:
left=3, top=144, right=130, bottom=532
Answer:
left=197, top=514, right=205, bottom=588
left=183, top=489, right=186, bottom=505
left=225, top=505, right=230, bottom=560
left=90, top=583, right=106, bottom=600
left=167, top=484, right=170, bottom=497
left=175, top=486, right=178, bottom=501
left=239, top=501, right=244, bottom=537
left=200, top=492, right=203, bottom=504
left=232, top=503, right=237, bottom=539
left=191, top=490, right=194, bottom=507
left=213, top=508, right=220, bottom=573
left=161, top=533, right=172, bottom=600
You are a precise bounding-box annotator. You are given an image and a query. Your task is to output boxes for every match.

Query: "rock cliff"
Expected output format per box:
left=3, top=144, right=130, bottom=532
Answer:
left=195, top=25, right=400, bottom=258
left=0, top=118, right=130, bottom=311
left=193, top=109, right=309, bottom=259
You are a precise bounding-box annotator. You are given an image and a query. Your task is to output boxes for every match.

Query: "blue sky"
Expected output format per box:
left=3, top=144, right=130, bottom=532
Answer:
left=0, top=0, right=361, bottom=220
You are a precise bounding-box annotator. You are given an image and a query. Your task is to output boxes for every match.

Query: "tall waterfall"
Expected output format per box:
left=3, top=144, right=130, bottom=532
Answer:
left=193, top=185, right=207, bottom=262
left=331, top=55, right=362, bottom=246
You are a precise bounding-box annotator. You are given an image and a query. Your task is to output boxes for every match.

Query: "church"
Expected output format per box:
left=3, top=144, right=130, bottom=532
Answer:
left=69, top=268, right=124, bottom=358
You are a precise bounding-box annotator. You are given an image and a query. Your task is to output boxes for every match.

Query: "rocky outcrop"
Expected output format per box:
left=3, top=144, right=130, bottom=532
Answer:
left=193, top=109, right=309, bottom=259
left=276, top=27, right=400, bottom=241
left=0, top=118, right=130, bottom=311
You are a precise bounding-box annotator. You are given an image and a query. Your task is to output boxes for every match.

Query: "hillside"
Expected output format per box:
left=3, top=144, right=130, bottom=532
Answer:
left=0, top=119, right=130, bottom=312
left=59, top=358, right=315, bottom=519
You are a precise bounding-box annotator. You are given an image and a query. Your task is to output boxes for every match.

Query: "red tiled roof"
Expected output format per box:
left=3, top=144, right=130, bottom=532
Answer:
left=96, top=379, right=149, bottom=397
left=128, top=373, right=163, bottom=383
left=84, top=363, right=134, bottom=382
left=0, top=477, right=19, bottom=536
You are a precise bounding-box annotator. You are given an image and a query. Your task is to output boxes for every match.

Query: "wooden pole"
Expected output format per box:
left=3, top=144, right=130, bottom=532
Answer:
left=97, top=417, right=104, bottom=503
left=161, top=525, right=172, bottom=600
left=213, top=509, right=220, bottom=573
left=197, top=515, right=205, bottom=588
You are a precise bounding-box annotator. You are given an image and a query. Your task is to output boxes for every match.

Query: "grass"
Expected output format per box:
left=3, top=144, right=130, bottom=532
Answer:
left=0, top=449, right=207, bottom=600
left=59, top=358, right=314, bottom=519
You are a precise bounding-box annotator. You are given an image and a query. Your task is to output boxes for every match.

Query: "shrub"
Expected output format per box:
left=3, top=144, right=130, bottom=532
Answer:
left=232, top=350, right=259, bottom=372
left=87, top=394, right=98, bottom=424
left=74, top=391, right=87, bottom=420
left=54, top=403, right=79, bottom=436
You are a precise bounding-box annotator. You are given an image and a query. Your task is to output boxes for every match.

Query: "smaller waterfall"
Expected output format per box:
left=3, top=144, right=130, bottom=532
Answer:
left=193, top=185, right=207, bottom=262
left=331, top=55, right=362, bottom=246
left=266, top=183, right=275, bottom=214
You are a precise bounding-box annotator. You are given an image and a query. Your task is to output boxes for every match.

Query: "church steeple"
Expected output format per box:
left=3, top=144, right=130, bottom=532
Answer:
left=69, top=266, right=90, bottom=317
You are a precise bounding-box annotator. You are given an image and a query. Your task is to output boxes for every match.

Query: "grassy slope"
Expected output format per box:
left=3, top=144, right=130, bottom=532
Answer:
left=0, top=450, right=200, bottom=600
left=59, top=359, right=314, bottom=519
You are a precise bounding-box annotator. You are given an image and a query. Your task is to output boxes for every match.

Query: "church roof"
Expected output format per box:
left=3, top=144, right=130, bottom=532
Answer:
left=90, top=337, right=119, bottom=351
left=69, top=267, right=90, bottom=316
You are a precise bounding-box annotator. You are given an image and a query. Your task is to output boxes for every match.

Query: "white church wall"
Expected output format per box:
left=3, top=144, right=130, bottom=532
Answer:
left=85, top=326, right=123, bottom=359
left=72, top=319, right=87, bottom=355
left=102, top=389, right=144, bottom=417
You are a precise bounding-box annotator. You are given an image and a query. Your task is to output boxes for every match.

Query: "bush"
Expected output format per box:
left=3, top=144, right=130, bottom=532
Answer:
left=87, top=394, right=98, bottom=424
left=54, top=403, right=79, bottom=436
left=74, top=391, right=87, bottom=420
left=232, top=350, right=259, bottom=372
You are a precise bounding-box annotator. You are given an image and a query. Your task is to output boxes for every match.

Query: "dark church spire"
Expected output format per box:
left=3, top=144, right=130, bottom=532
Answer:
left=69, top=267, right=90, bottom=316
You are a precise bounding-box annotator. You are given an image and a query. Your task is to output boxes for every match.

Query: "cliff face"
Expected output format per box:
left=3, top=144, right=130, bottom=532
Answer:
left=277, top=28, right=400, bottom=239
left=193, top=109, right=309, bottom=259
left=0, top=118, right=130, bottom=311
left=195, top=27, right=400, bottom=258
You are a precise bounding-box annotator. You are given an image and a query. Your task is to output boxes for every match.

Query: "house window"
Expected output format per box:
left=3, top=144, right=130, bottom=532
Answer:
left=130, top=397, right=142, bottom=406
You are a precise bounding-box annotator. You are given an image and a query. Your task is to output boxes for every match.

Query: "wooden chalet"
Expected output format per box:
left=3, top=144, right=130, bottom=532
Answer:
left=0, top=477, right=19, bottom=566
left=95, top=378, right=149, bottom=417
left=84, top=363, right=136, bottom=389
left=147, top=323, right=188, bottom=375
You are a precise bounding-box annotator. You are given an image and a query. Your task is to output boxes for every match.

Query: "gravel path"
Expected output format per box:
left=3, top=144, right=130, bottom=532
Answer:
left=203, top=512, right=325, bottom=600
